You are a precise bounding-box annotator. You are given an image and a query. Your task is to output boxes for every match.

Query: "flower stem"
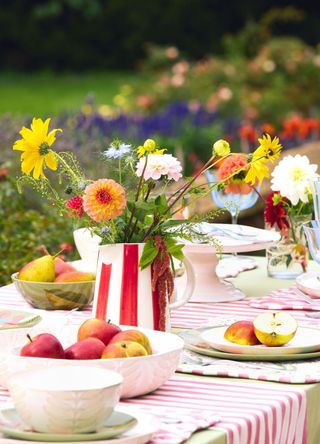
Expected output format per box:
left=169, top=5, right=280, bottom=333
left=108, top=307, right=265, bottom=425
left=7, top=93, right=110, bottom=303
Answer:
left=55, top=152, right=79, bottom=183
left=118, top=158, right=122, bottom=184
left=126, top=155, right=149, bottom=240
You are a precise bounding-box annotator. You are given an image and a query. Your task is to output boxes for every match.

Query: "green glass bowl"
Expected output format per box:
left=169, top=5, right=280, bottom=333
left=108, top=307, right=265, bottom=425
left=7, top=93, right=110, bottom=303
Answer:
left=11, top=273, right=95, bottom=311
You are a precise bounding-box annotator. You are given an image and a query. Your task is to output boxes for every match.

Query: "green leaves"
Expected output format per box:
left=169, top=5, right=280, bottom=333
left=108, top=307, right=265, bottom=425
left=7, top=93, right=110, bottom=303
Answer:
left=164, top=238, right=185, bottom=261
left=139, top=237, right=185, bottom=270
left=139, top=239, right=159, bottom=270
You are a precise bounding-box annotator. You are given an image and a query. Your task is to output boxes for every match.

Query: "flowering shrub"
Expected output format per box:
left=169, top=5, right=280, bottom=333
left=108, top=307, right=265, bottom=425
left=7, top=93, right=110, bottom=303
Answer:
left=0, top=167, right=76, bottom=285
left=119, top=37, right=320, bottom=127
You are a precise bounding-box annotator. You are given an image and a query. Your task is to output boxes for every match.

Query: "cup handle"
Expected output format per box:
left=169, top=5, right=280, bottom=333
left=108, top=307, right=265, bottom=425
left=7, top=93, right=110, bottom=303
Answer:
left=169, top=255, right=195, bottom=309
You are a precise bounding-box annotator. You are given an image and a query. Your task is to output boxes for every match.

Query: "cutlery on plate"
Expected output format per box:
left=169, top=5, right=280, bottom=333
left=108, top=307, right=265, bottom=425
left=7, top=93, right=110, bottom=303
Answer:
left=204, top=227, right=261, bottom=242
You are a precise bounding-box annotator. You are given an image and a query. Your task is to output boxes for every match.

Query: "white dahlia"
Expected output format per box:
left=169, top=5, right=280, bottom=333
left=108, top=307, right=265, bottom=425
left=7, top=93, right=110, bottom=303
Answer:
left=271, top=154, right=318, bottom=205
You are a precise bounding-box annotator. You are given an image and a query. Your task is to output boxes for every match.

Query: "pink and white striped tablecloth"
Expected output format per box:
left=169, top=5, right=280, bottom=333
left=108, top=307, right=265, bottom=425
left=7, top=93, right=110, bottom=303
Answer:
left=0, top=283, right=312, bottom=444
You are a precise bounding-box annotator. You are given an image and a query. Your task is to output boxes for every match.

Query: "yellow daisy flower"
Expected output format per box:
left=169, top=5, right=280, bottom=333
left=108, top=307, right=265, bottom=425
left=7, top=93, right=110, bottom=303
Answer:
left=13, top=118, right=61, bottom=179
left=244, top=157, right=270, bottom=185
left=254, top=134, right=282, bottom=163
left=83, top=178, right=126, bottom=222
left=137, top=138, right=166, bottom=158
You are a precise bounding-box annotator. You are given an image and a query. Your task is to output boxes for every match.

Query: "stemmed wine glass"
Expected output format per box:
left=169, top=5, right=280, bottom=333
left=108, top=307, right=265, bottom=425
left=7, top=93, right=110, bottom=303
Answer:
left=204, top=169, right=260, bottom=271
left=205, top=169, right=260, bottom=225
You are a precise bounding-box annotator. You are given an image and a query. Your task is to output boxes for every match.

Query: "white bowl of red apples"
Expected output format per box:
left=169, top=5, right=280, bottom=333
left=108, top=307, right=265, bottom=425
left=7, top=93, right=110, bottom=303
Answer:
left=1, top=318, right=184, bottom=398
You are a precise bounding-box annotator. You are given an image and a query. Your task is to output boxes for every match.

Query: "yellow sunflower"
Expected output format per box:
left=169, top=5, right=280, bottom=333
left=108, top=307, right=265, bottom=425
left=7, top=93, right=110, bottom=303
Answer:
left=244, top=157, right=270, bottom=185
left=83, top=178, right=126, bottom=222
left=13, top=118, right=61, bottom=179
left=254, top=134, right=282, bottom=163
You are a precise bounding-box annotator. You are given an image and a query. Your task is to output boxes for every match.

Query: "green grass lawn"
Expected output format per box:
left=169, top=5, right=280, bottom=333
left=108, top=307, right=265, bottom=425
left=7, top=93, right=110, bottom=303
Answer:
left=0, top=71, right=139, bottom=115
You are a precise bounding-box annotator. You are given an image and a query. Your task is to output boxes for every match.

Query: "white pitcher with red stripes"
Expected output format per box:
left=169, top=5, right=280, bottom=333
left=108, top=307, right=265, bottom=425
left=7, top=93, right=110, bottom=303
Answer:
left=92, top=243, right=195, bottom=331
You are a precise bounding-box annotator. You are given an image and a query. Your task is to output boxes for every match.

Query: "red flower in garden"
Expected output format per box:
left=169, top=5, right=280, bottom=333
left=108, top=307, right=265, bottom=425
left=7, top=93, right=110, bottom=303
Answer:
left=264, top=192, right=289, bottom=230
left=238, top=125, right=258, bottom=143
left=0, top=167, right=8, bottom=181
left=261, top=123, right=275, bottom=136
left=66, top=196, right=84, bottom=217
left=60, top=242, right=73, bottom=253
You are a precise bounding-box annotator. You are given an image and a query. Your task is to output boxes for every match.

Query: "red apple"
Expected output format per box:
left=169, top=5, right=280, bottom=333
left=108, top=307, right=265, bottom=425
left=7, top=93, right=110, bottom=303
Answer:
left=101, top=341, right=148, bottom=358
left=65, top=337, right=105, bottom=360
left=77, top=318, right=121, bottom=345
left=20, top=333, right=65, bottom=359
left=54, top=257, right=76, bottom=276
left=54, top=271, right=95, bottom=282
left=108, top=330, right=152, bottom=354
left=224, top=321, right=260, bottom=346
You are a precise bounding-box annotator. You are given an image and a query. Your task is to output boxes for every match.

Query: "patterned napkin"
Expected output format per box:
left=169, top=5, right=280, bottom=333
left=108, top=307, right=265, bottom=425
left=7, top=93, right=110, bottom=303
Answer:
left=248, top=287, right=320, bottom=311
left=141, top=407, right=220, bottom=444
left=178, top=349, right=320, bottom=384
left=0, top=309, right=41, bottom=330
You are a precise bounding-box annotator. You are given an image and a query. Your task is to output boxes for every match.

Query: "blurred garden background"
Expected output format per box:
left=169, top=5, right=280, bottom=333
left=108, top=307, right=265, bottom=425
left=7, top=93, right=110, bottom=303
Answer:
left=1, top=0, right=320, bottom=284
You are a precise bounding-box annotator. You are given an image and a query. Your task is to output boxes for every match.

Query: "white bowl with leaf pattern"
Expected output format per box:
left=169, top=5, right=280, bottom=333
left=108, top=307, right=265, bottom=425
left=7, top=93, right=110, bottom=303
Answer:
left=7, top=366, right=123, bottom=434
left=2, top=325, right=183, bottom=399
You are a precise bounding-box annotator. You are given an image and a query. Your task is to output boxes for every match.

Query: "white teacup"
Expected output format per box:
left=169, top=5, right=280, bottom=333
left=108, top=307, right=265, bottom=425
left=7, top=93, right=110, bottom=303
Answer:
left=7, top=366, right=123, bottom=434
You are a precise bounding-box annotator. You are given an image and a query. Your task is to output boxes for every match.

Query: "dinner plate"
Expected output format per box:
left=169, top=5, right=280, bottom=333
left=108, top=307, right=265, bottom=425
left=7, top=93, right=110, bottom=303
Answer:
left=179, top=327, right=320, bottom=362
left=183, top=223, right=280, bottom=254
left=200, top=325, right=320, bottom=356
left=0, top=309, right=41, bottom=330
left=296, top=272, right=320, bottom=299
left=0, top=407, right=158, bottom=443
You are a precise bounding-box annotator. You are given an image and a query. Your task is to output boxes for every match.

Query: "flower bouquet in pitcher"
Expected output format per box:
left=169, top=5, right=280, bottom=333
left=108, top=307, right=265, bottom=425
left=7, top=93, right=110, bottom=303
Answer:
left=13, top=118, right=281, bottom=329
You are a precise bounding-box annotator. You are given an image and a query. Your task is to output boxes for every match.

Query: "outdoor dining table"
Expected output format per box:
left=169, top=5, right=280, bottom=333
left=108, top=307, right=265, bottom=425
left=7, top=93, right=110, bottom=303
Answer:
left=0, top=256, right=320, bottom=444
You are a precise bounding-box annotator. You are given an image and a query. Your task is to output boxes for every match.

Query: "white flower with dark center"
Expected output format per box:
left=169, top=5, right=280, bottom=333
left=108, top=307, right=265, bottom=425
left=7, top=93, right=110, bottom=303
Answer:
left=271, top=154, right=318, bottom=205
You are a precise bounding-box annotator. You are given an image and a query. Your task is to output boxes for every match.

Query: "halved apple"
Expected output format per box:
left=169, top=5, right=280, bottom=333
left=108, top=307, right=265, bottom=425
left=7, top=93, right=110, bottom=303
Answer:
left=253, top=312, right=297, bottom=346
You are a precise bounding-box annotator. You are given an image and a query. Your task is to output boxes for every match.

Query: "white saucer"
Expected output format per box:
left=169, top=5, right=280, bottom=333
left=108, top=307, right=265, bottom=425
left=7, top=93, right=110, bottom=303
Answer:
left=296, top=272, right=320, bottom=299
left=0, top=406, right=159, bottom=443
left=200, top=325, right=320, bottom=356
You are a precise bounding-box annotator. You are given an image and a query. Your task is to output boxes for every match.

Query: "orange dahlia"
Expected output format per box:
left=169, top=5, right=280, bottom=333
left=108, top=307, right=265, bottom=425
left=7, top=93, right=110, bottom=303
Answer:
left=218, top=154, right=253, bottom=194
left=83, top=179, right=126, bottom=222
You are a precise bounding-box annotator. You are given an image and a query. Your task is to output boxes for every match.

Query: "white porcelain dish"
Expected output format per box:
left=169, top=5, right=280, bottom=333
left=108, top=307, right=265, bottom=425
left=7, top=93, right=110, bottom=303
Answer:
left=187, top=222, right=280, bottom=253
left=296, top=272, right=320, bottom=299
left=1, top=325, right=184, bottom=399
left=200, top=325, right=320, bottom=356
left=7, top=366, right=123, bottom=434
left=0, top=405, right=159, bottom=444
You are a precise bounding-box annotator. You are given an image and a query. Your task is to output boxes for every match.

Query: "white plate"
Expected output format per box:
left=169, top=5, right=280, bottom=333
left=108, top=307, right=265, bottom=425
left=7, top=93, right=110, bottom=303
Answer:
left=0, top=406, right=159, bottom=444
left=185, top=223, right=280, bottom=253
left=296, top=272, right=320, bottom=299
left=200, top=325, right=320, bottom=356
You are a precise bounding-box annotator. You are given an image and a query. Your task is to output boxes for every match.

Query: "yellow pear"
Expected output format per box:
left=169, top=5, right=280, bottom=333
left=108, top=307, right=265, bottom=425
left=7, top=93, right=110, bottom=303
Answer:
left=18, top=255, right=55, bottom=282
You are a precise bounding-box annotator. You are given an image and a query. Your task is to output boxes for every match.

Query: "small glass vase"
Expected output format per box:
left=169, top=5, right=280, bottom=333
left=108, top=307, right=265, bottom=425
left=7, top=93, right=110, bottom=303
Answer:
left=266, top=214, right=311, bottom=279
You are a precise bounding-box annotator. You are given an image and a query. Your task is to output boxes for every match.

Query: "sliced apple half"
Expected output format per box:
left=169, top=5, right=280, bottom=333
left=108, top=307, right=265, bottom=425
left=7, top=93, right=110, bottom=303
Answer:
left=253, top=312, right=297, bottom=346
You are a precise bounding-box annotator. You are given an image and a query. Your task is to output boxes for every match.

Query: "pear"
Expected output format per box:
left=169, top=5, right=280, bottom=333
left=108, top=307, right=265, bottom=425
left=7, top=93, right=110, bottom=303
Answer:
left=18, top=255, right=56, bottom=282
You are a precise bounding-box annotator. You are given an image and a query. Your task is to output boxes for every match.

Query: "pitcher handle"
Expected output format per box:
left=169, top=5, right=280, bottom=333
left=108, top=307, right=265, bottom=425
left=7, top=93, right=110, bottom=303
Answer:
left=169, top=255, right=195, bottom=309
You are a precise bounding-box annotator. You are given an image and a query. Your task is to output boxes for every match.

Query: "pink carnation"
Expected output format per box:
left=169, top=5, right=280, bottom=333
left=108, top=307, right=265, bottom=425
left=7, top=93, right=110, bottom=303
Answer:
left=136, top=154, right=182, bottom=181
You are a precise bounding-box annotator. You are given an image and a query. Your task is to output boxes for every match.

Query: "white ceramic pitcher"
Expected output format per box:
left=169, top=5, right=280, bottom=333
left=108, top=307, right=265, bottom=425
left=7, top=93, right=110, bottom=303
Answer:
left=73, top=230, right=195, bottom=330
